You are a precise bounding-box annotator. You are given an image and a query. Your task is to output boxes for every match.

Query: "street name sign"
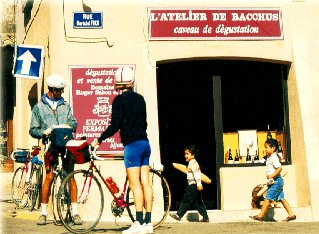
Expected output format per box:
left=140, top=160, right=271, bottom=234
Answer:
left=73, top=12, right=103, bottom=28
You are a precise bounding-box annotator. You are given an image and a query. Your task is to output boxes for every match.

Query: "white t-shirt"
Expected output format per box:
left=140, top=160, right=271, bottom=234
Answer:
left=266, top=152, right=281, bottom=176
left=187, top=158, right=202, bottom=186
left=45, top=96, right=58, bottom=110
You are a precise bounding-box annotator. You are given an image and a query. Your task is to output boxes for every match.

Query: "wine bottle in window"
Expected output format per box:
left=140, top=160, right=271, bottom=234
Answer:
left=259, top=150, right=267, bottom=163
left=278, top=141, right=283, bottom=161
left=253, top=149, right=259, bottom=163
left=246, top=148, right=252, bottom=163
left=267, top=124, right=272, bottom=139
left=234, top=149, right=240, bottom=164
left=228, top=149, right=234, bottom=164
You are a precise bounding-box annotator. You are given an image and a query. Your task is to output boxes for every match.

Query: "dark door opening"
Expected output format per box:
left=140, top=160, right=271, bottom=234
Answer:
left=157, top=61, right=217, bottom=210
left=1, top=45, right=15, bottom=165
left=156, top=59, right=289, bottom=211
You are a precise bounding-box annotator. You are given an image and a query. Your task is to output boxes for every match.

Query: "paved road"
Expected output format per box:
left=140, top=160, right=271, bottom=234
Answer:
left=1, top=198, right=319, bottom=234
left=2, top=214, right=319, bottom=234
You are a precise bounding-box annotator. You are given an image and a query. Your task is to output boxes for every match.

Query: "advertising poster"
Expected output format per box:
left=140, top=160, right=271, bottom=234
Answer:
left=238, top=129, right=258, bottom=157
left=69, top=65, right=135, bottom=155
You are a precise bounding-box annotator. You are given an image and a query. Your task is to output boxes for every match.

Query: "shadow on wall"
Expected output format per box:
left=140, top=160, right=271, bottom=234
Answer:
left=23, top=0, right=34, bottom=29
left=28, top=83, right=38, bottom=109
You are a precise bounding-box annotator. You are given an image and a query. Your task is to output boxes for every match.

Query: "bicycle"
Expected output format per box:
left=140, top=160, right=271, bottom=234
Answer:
left=11, top=146, right=43, bottom=211
left=50, top=142, right=70, bottom=225
left=57, top=143, right=171, bottom=234
left=36, top=137, right=74, bottom=225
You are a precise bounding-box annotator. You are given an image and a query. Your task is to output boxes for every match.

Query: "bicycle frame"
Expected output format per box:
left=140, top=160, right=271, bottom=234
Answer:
left=11, top=147, right=43, bottom=210
left=16, top=153, right=31, bottom=194
left=77, top=159, right=129, bottom=209
left=56, top=145, right=171, bottom=233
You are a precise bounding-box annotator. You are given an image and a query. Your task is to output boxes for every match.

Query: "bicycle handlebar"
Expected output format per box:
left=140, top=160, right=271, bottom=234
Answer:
left=89, top=145, right=109, bottom=161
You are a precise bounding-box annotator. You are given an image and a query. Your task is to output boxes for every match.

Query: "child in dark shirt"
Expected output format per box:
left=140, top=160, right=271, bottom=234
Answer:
left=170, top=145, right=209, bottom=222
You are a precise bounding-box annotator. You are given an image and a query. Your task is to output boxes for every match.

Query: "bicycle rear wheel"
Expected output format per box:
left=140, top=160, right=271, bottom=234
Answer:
left=126, top=169, right=171, bottom=228
left=57, top=169, right=104, bottom=234
left=28, top=165, right=42, bottom=211
left=11, top=166, right=29, bottom=208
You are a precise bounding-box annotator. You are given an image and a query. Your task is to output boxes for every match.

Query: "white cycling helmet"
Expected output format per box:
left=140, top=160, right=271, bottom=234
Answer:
left=46, top=74, right=66, bottom=89
left=114, top=66, right=134, bottom=85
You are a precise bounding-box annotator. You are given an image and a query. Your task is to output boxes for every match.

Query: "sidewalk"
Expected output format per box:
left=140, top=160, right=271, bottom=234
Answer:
left=1, top=171, right=315, bottom=223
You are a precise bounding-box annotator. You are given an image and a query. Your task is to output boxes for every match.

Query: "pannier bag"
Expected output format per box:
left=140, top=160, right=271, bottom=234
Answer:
left=66, top=140, right=91, bottom=164
left=14, top=150, right=29, bottom=163
left=50, top=128, right=74, bottom=149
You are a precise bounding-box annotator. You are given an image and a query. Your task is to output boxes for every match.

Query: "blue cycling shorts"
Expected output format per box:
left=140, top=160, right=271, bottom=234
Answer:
left=124, top=140, right=151, bottom=168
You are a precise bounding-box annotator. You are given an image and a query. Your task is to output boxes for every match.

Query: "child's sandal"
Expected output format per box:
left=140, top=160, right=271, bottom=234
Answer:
left=284, top=215, right=296, bottom=222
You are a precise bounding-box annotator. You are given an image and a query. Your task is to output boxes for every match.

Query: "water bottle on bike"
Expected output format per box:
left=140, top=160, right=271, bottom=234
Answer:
left=105, top=176, right=120, bottom=194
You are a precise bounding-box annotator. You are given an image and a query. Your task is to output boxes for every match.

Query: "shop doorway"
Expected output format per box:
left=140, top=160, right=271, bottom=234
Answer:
left=156, top=59, right=289, bottom=211
left=157, top=60, right=217, bottom=210
left=1, top=45, right=15, bottom=172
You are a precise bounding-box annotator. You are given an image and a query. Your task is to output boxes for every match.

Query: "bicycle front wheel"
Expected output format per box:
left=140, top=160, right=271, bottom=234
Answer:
left=11, top=166, right=28, bottom=208
left=57, top=169, right=104, bottom=234
left=28, top=165, right=42, bottom=211
left=126, top=169, right=171, bottom=229
left=52, top=172, right=64, bottom=225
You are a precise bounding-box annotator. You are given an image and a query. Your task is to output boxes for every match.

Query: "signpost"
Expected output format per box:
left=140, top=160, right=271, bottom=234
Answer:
left=14, top=44, right=44, bottom=79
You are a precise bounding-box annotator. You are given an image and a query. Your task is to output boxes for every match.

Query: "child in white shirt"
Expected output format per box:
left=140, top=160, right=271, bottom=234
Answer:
left=250, top=138, right=296, bottom=222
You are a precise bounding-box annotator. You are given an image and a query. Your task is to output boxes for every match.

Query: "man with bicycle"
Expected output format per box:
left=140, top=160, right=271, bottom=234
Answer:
left=29, top=74, right=82, bottom=225
left=92, top=66, right=154, bottom=234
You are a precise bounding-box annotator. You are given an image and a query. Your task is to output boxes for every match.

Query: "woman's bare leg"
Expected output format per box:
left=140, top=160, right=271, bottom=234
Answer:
left=127, top=167, right=144, bottom=211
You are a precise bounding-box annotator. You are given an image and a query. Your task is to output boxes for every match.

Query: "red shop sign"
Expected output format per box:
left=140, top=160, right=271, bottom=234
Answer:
left=69, top=65, right=135, bottom=155
left=148, top=8, right=283, bottom=40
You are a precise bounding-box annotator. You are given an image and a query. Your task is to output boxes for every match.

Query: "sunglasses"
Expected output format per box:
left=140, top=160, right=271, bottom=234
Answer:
left=53, top=88, right=64, bottom=93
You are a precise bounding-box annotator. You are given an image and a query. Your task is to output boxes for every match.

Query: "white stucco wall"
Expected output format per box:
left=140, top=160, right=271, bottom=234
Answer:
left=288, top=2, right=319, bottom=220
left=12, top=0, right=319, bottom=219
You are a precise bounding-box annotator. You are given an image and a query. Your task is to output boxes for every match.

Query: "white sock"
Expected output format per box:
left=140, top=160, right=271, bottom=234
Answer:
left=71, top=203, right=78, bottom=215
left=41, top=203, right=48, bottom=216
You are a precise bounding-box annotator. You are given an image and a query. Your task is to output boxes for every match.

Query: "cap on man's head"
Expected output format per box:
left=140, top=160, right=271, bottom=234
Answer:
left=46, top=74, right=66, bottom=89
left=114, top=67, right=134, bottom=85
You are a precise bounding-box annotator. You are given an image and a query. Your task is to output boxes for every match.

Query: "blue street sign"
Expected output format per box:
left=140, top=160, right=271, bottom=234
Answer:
left=14, top=44, right=44, bottom=79
left=73, top=12, right=103, bottom=29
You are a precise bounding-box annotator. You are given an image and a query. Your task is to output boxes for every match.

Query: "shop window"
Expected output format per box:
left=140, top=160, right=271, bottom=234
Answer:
left=220, top=61, right=289, bottom=165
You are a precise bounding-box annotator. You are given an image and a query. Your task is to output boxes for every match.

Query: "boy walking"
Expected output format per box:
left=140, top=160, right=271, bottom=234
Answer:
left=170, top=145, right=209, bottom=222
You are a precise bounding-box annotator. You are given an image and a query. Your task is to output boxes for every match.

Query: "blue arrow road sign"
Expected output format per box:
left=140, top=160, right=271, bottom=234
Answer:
left=14, top=44, right=44, bottom=79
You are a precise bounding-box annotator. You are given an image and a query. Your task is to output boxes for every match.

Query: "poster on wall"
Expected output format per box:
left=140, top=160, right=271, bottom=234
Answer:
left=238, top=129, right=258, bottom=157
left=69, top=65, right=135, bottom=155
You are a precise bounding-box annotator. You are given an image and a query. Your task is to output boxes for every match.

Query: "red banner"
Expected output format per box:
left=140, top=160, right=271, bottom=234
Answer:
left=148, top=8, right=283, bottom=40
left=69, top=65, right=135, bottom=155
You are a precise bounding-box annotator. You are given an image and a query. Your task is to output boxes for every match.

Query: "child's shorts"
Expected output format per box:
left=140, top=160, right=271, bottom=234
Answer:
left=265, top=176, right=285, bottom=202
